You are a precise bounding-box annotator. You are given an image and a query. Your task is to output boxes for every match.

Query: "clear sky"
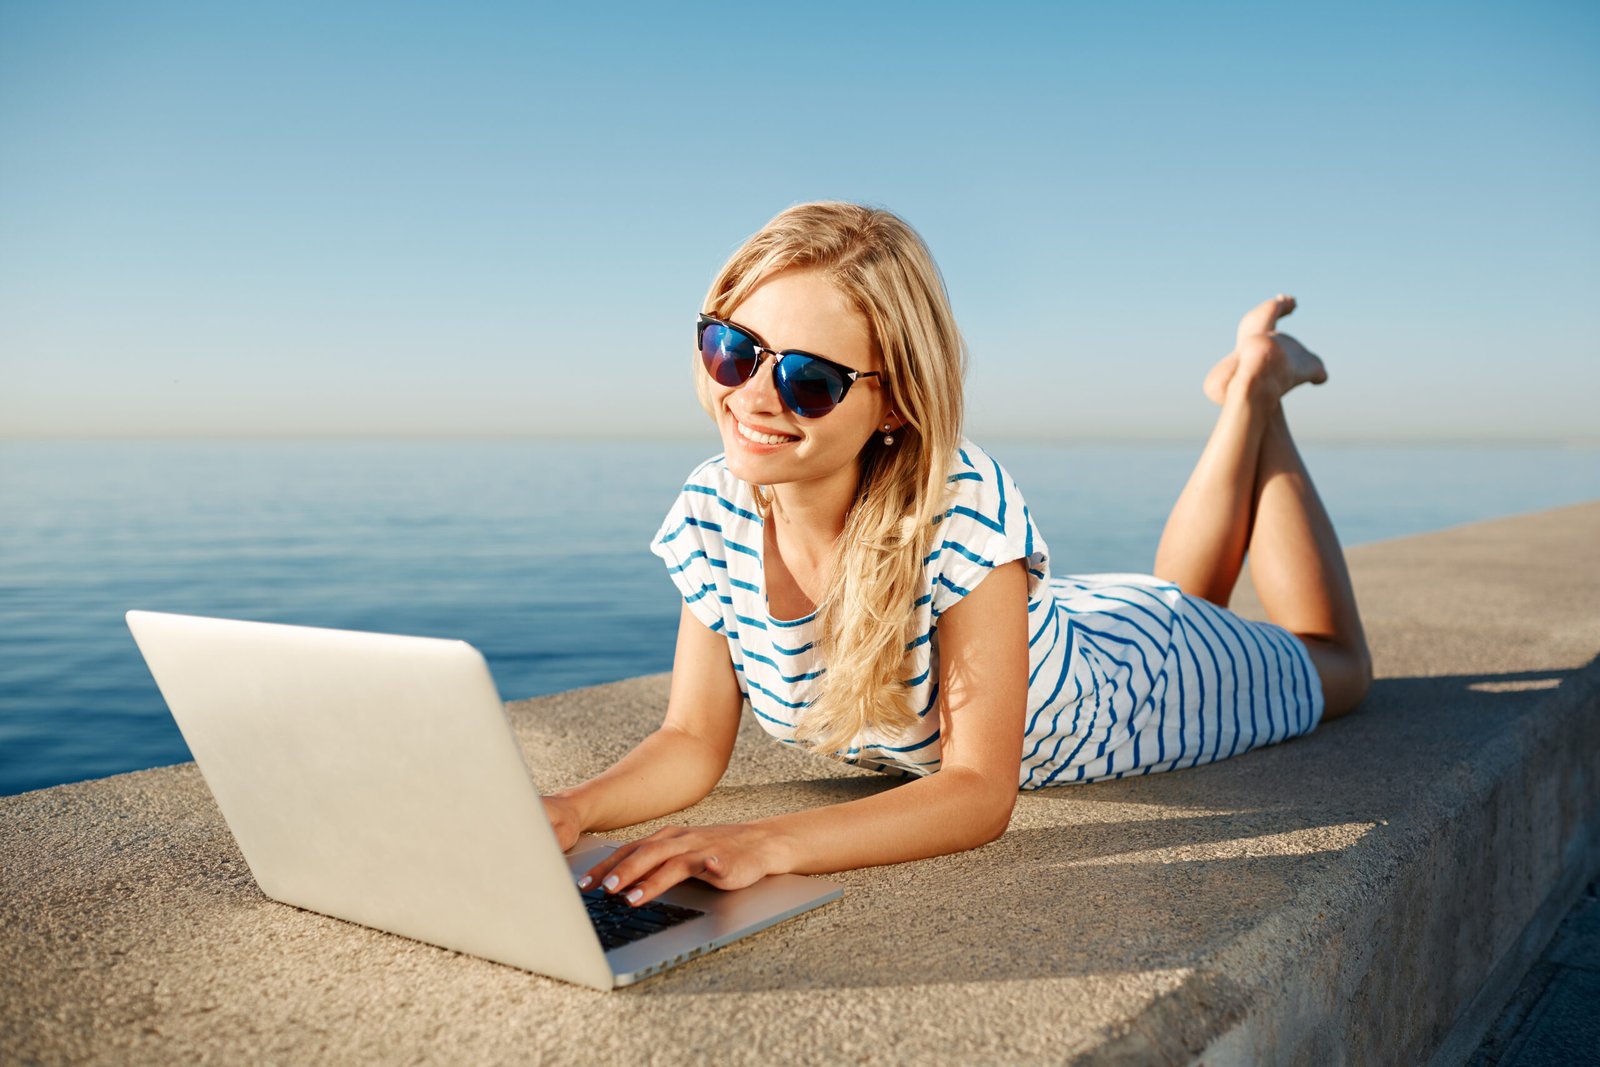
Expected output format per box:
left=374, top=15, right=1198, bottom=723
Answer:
left=2, top=0, right=1596, bottom=443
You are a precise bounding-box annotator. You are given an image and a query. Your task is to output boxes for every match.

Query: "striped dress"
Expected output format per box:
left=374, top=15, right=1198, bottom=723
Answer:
left=650, top=440, right=1324, bottom=789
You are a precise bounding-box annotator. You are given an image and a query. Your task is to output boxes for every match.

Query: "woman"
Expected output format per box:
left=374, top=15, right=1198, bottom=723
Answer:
left=542, top=202, right=1371, bottom=907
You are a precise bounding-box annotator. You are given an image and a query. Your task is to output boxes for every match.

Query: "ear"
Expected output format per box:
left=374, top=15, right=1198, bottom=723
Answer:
left=881, top=409, right=906, bottom=432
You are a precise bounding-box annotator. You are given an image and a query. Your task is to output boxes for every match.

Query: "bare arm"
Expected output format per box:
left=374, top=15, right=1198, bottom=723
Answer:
left=581, top=560, right=1029, bottom=903
left=541, top=602, right=743, bottom=848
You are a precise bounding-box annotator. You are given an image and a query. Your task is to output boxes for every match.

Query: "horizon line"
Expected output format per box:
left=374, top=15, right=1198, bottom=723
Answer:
left=3, top=431, right=1598, bottom=449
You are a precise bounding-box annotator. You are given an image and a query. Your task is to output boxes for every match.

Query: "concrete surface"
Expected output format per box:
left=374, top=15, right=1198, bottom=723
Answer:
left=3, top=502, right=1597, bottom=1066
left=1467, top=880, right=1600, bottom=1066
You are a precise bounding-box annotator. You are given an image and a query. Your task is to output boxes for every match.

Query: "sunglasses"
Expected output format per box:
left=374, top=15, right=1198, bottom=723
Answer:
left=697, top=314, right=883, bottom=419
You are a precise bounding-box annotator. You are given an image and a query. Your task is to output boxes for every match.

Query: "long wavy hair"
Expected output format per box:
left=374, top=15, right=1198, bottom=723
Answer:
left=697, top=202, right=968, bottom=755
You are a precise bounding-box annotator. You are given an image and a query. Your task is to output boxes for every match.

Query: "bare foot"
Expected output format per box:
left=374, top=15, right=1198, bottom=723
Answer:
left=1201, top=352, right=1239, bottom=405
left=1202, top=295, right=1327, bottom=404
left=1265, top=328, right=1328, bottom=394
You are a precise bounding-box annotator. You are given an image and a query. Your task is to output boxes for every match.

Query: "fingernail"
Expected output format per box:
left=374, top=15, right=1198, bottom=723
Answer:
left=602, top=875, right=620, bottom=892
left=625, top=888, right=644, bottom=904
left=577, top=876, right=592, bottom=890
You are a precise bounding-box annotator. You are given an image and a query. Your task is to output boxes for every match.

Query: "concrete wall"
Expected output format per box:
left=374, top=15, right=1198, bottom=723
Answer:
left=3, top=503, right=1596, bottom=1065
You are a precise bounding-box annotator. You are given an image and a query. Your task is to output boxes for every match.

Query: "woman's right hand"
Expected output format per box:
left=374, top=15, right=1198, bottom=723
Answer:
left=541, top=793, right=586, bottom=852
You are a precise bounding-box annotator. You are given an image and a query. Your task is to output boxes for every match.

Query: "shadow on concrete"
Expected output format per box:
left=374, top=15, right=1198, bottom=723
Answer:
left=630, top=657, right=1597, bottom=996
left=4, top=659, right=1589, bottom=1006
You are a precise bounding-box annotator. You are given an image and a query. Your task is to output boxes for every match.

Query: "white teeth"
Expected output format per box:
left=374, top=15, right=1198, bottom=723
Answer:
left=737, top=420, right=797, bottom=446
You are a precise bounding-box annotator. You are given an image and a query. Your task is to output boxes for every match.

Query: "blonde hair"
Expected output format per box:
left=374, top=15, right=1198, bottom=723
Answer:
left=698, top=202, right=968, bottom=755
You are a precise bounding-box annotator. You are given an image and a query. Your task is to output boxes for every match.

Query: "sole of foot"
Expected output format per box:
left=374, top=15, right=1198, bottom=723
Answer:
left=1204, top=296, right=1325, bottom=405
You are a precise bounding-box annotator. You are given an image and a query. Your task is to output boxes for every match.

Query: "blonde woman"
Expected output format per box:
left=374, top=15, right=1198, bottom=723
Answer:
left=543, top=202, right=1371, bottom=907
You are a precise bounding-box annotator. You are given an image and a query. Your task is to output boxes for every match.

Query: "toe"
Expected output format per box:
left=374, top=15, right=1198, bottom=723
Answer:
left=1237, top=294, right=1296, bottom=343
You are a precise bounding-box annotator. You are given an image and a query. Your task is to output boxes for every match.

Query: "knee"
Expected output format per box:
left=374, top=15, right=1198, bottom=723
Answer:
left=1324, top=643, right=1373, bottom=721
left=1307, top=635, right=1372, bottom=722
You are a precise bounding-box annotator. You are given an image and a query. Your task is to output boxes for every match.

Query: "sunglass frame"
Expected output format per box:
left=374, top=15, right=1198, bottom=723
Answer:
left=696, top=314, right=884, bottom=419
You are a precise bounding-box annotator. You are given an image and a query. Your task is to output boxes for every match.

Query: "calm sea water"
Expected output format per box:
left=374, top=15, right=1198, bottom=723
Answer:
left=3, top=438, right=1596, bottom=797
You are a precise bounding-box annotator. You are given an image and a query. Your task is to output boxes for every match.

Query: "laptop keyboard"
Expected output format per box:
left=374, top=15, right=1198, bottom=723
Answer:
left=581, top=888, right=704, bottom=952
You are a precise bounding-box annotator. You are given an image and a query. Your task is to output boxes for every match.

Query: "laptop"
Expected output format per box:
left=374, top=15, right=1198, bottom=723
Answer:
left=125, top=610, right=842, bottom=991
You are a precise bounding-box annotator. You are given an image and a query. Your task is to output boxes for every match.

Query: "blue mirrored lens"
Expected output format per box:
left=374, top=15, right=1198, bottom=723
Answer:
left=776, top=356, right=847, bottom=418
left=700, top=321, right=759, bottom=387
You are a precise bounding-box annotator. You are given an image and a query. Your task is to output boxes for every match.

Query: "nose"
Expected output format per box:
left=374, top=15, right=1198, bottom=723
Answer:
left=732, top=353, right=785, bottom=416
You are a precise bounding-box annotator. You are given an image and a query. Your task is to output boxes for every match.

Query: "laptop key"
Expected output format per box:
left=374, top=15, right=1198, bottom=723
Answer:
left=581, top=888, right=705, bottom=951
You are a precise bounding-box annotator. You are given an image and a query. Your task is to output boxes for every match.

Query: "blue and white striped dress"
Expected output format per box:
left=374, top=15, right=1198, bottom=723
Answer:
left=650, top=440, right=1323, bottom=789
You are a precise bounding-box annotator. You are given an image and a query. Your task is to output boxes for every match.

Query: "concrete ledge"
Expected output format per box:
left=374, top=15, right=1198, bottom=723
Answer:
left=3, top=503, right=1597, bottom=1065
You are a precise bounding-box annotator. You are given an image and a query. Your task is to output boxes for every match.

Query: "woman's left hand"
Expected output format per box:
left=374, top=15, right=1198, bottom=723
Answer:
left=577, top=822, right=789, bottom=906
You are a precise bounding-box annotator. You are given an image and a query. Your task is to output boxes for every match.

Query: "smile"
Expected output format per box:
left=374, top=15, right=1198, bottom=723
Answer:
left=735, top=418, right=799, bottom=447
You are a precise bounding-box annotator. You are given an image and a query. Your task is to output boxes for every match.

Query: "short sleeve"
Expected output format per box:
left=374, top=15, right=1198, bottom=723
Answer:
left=649, top=457, right=759, bottom=633
left=928, top=444, right=1051, bottom=618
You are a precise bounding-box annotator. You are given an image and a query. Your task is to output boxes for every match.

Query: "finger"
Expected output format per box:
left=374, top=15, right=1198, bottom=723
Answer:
left=1236, top=294, right=1296, bottom=342
left=618, top=854, right=703, bottom=907
left=695, top=853, right=765, bottom=892
left=626, top=850, right=735, bottom=904
left=593, top=832, right=694, bottom=895
left=674, top=853, right=727, bottom=891
left=577, top=840, right=643, bottom=891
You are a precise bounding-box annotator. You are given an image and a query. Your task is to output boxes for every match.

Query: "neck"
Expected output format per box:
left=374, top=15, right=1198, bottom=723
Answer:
left=766, top=462, right=860, bottom=552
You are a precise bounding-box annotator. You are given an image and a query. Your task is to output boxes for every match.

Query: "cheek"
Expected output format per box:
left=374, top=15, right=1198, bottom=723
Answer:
left=849, top=407, right=886, bottom=442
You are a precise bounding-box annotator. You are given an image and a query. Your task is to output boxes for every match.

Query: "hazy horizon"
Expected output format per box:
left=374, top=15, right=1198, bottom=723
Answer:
left=4, top=2, right=1596, bottom=443
left=4, top=429, right=1598, bottom=448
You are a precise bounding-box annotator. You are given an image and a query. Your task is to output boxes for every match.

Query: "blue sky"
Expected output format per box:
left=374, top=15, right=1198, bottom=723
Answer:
left=3, top=0, right=1596, bottom=442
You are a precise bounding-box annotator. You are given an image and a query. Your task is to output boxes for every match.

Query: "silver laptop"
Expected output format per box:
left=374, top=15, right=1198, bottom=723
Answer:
left=125, top=610, right=842, bottom=990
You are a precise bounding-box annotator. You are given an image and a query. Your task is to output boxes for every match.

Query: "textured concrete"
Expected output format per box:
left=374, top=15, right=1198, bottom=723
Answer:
left=3, top=502, right=1597, bottom=1066
left=1467, top=881, right=1600, bottom=1066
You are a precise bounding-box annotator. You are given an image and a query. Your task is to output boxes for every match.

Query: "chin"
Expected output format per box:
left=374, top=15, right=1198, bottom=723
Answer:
left=721, top=443, right=780, bottom=487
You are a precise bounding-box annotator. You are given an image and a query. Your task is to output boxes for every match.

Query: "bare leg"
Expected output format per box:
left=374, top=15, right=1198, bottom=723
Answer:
left=1153, top=297, right=1372, bottom=718
left=1247, top=405, right=1371, bottom=717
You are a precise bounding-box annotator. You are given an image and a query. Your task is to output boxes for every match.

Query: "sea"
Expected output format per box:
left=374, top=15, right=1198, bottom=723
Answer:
left=3, top=437, right=1597, bottom=797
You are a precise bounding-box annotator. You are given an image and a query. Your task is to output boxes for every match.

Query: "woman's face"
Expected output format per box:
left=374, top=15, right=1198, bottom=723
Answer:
left=709, top=268, right=894, bottom=500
